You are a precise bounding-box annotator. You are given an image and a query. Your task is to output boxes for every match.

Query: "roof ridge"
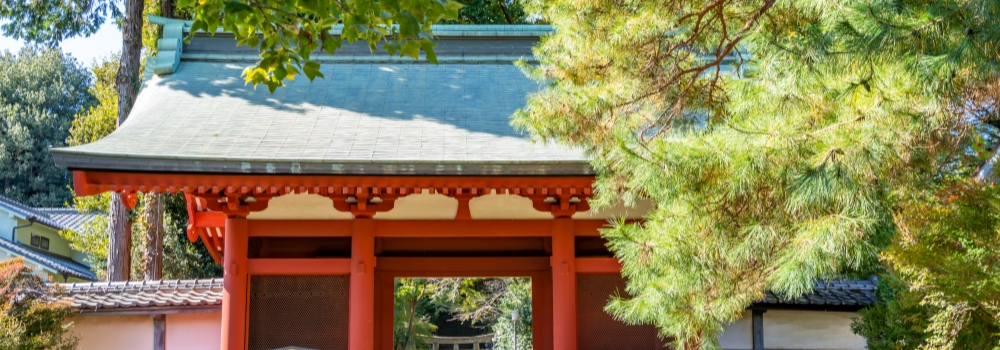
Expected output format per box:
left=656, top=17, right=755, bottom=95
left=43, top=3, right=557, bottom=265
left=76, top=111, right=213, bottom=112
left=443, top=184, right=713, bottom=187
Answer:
left=34, top=207, right=84, bottom=212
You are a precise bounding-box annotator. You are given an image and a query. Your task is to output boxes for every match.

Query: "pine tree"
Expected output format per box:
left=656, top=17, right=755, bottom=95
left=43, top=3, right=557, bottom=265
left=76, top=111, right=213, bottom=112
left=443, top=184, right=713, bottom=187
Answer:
left=514, top=0, right=1000, bottom=347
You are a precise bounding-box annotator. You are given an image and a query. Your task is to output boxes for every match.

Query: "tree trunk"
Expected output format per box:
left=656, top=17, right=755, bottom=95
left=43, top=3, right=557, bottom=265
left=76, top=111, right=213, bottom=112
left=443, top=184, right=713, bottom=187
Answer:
left=107, top=192, right=132, bottom=281
left=141, top=193, right=164, bottom=280
left=161, top=0, right=175, bottom=19
left=116, top=0, right=144, bottom=127
left=106, top=0, right=144, bottom=281
left=495, top=0, right=515, bottom=24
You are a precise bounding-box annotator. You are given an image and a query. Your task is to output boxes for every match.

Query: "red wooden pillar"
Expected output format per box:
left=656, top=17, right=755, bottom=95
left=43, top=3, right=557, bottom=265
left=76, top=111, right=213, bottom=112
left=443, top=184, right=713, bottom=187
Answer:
left=375, top=272, right=395, bottom=350
left=222, top=217, right=248, bottom=350
left=350, top=218, right=376, bottom=350
left=551, top=218, right=577, bottom=350
left=532, top=270, right=553, bottom=350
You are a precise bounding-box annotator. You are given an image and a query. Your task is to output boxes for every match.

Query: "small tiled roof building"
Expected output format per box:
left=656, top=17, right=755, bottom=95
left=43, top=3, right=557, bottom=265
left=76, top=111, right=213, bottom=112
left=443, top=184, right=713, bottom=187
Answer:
left=0, top=195, right=97, bottom=281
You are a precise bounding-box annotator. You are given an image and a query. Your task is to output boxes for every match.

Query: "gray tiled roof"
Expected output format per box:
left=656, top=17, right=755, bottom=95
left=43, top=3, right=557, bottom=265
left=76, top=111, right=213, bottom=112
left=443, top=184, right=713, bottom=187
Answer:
left=34, top=208, right=97, bottom=233
left=54, top=278, right=874, bottom=315
left=0, top=196, right=97, bottom=233
left=51, top=60, right=589, bottom=175
left=58, top=279, right=222, bottom=313
left=0, top=195, right=68, bottom=231
left=759, top=279, right=877, bottom=308
left=0, top=196, right=98, bottom=281
left=0, top=239, right=97, bottom=281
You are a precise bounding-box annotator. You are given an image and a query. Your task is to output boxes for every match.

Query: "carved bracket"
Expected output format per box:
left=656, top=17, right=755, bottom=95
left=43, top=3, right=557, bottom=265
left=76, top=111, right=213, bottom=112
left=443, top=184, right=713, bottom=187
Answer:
left=525, top=187, right=591, bottom=218
left=328, top=187, right=399, bottom=218
left=442, top=187, right=483, bottom=220
left=183, top=188, right=274, bottom=264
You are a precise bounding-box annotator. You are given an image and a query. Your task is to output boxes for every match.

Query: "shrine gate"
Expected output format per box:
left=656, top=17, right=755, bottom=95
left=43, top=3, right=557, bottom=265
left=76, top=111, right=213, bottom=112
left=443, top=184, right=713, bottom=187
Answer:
left=53, top=20, right=664, bottom=350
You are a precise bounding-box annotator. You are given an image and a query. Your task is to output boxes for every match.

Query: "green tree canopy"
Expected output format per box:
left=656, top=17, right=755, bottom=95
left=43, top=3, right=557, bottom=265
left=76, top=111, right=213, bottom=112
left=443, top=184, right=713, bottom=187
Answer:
left=0, top=47, right=93, bottom=207
left=513, top=0, right=1000, bottom=348
left=0, top=0, right=120, bottom=46
left=443, top=0, right=527, bottom=24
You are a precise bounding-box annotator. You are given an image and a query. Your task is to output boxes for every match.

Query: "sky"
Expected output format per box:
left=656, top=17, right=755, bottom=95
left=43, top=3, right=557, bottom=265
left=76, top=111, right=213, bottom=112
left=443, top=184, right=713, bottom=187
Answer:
left=0, top=21, right=123, bottom=66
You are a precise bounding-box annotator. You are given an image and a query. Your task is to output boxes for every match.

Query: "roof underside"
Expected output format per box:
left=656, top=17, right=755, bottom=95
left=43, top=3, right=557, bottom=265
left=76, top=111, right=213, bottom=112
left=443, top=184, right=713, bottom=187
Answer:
left=52, top=32, right=589, bottom=176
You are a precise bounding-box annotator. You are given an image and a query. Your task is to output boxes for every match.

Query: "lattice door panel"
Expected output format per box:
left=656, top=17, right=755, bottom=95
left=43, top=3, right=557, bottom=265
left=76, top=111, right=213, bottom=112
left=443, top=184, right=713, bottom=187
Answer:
left=577, top=274, right=667, bottom=350
left=248, top=275, right=350, bottom=350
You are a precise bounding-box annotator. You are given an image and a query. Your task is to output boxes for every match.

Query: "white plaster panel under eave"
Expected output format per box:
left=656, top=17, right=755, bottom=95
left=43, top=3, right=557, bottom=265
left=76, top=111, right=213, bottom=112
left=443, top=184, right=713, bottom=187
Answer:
left=469, top=194, right=553, bottom=219
left=374, top=193, right=458, bottom=220
left=247, top=193, right=354, bottom=220
left=246, top=192, right=653, bottom=220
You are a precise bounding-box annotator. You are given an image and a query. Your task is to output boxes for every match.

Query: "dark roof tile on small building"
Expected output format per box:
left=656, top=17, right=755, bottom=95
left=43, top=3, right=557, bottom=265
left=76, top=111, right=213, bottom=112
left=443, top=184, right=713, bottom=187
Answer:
left=758, top=279, right=877, bottom=310
left=35, top=208, right=97, bottom=233
left=58, top=279, right=222, bottom=314
left=0, top=195, right=97, bottom=233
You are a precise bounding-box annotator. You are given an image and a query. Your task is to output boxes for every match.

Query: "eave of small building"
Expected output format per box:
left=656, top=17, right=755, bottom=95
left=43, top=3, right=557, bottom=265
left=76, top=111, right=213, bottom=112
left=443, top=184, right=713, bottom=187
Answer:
left=0, top=240, right=98, bottom=281
left=73, top=305, right=222, bottom=316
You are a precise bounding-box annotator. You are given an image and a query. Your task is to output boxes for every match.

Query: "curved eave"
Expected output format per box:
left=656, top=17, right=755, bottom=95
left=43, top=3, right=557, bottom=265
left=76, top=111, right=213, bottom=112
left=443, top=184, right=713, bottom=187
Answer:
left=51, top=150, right=593, bottom=176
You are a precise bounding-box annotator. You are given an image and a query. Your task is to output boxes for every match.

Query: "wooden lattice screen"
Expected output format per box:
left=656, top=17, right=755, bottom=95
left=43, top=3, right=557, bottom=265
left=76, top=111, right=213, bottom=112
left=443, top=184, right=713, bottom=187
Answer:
left=577, top=274, right=667, bottom=350
left=248, top=275, right=350, bottom=350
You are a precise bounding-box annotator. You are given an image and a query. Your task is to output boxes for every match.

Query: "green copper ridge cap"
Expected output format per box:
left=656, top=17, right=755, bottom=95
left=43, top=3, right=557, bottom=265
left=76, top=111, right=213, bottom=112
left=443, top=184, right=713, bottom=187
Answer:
left=146, top=15, right=553, bottom=37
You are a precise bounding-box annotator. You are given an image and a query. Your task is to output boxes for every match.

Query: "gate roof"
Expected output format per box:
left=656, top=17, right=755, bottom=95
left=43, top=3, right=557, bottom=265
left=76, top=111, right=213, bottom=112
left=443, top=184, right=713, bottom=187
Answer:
left=51, top=26, right=589, bottom=176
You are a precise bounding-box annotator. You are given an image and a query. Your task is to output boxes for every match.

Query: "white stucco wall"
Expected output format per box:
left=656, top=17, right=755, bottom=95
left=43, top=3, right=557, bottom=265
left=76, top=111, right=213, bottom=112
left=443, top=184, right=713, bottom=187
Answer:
left=71, top=315, right=153, bottom=350
left=166, top=312, right=222, bottom=350
left=765, top=310, right=866, bottom=350
left=71, top=312, right=222, bottom=350
left=717, top=310, right=866, bottom=350
left=718, top=311, right=753, bottom=349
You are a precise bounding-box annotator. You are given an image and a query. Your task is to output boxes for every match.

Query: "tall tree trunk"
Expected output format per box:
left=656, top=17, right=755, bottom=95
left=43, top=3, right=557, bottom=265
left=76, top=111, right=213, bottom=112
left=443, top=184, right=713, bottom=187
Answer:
left=141, top=194, right=164, bottom=280
left=161, top=0, right=175, bottom=19
left=107, top=191, right=132, bottom=281
left=117, top=0, right=144, bottom=127
left=495, top=0, right=514, bottom=24
left=107, top=0, right=145, bottom=281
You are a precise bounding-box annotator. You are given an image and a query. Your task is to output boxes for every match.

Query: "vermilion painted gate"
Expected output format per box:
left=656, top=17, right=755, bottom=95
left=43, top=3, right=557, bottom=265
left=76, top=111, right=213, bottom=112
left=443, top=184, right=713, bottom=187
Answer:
left=70, top=172, right=661, bottom=350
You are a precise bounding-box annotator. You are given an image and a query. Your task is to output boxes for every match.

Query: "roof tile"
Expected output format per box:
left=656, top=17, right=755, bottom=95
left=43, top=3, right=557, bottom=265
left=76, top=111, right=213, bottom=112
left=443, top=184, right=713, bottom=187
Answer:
left=758, top=279, right=877, bottom=308
left=52, top=62, right=587, bottom=175
left=57, top=279, right=223, bottom=311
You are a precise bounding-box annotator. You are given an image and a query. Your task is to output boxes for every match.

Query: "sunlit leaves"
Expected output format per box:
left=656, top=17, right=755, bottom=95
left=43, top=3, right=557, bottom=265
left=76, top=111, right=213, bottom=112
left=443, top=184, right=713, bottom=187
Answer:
left=180, top=0, right=461, bottom=91
left=0, top=0, right=121, bottom=46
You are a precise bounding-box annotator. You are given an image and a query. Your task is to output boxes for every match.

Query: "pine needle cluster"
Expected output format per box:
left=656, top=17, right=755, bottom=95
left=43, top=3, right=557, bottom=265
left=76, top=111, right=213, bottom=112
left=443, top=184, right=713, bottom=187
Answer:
left=514, top=0, right=1000, bottom=347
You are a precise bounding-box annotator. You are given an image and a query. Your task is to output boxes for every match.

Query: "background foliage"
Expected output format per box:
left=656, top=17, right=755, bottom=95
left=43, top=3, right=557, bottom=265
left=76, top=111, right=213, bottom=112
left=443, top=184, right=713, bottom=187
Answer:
left=0, top=47, right=92, bottom=207
left=0, top=258, right=78, bottom=350
left=442, top=0, right=527, bottom=24
left=393, top=278, right=532, bottom=350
